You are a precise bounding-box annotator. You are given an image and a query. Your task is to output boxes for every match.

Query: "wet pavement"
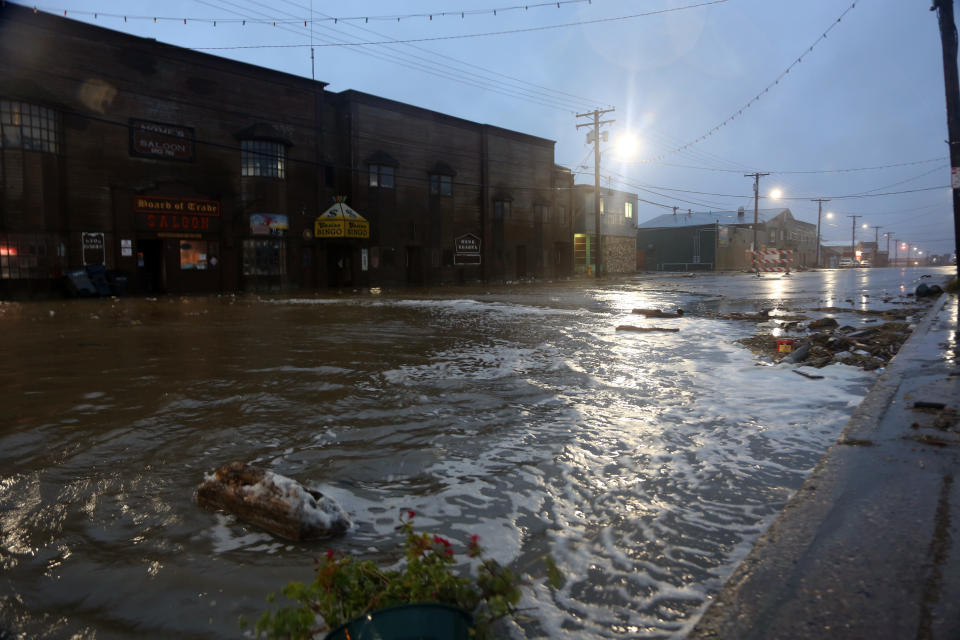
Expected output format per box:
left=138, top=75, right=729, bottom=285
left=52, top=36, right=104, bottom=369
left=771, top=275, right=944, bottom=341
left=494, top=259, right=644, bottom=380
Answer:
left=0, top=267, right=954, bottom=639
left=688, top=289, right=960, bottom=640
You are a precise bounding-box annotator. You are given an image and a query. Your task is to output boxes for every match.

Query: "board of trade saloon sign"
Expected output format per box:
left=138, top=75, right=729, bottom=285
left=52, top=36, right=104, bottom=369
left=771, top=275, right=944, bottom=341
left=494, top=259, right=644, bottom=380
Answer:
left=134, top=196, right=221, bottom=233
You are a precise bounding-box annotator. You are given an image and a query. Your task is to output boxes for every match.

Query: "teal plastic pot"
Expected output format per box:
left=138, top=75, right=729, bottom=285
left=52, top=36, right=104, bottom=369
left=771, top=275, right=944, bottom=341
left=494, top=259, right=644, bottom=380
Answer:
left=324, top=603, right=472, bottom=640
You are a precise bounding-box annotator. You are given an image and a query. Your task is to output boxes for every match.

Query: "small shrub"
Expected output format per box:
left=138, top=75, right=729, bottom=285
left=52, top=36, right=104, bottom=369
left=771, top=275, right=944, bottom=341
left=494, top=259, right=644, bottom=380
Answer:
left=254, top=511, right=522, bottom=639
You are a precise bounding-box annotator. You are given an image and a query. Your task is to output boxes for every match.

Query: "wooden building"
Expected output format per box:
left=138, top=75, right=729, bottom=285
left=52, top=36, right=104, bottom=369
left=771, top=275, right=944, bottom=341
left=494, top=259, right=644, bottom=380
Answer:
left=0, top=5, right=574, bottom=297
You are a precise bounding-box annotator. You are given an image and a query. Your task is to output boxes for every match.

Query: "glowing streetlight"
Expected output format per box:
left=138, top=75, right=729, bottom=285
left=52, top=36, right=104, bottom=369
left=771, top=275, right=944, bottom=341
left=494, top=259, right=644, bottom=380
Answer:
left=769, top=188, right=783, bottom=200
left=610, top=132, right=641, bottom=161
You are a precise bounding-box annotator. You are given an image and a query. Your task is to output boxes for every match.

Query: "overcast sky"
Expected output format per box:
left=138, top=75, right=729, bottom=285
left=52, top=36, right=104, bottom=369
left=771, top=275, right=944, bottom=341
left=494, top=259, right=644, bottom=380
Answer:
left=17, top=0, right=959, bottom=258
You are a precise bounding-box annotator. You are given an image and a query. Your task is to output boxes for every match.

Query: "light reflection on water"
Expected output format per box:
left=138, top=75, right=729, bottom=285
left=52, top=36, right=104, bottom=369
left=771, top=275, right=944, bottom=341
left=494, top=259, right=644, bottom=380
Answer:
left=0, top=268, right=948, bottom=639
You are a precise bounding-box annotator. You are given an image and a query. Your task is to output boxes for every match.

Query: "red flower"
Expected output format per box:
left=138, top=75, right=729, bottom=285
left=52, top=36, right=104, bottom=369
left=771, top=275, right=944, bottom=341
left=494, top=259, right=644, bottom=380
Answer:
left=404, top=509, right=416, bottom=519
left=433, top=535, right=451, bottom=547
left=325, top=549, right=336, bottom=560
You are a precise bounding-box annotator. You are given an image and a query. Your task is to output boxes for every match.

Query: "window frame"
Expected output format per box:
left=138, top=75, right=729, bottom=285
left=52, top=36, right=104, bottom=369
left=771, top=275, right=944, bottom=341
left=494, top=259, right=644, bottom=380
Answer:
left=0, top=100, right=61, bottom=154
left=429, top=174, right=453, bottom=196
left=241, top=139, right=286, bottom=179
left=369, top=164, right=395, bottom=189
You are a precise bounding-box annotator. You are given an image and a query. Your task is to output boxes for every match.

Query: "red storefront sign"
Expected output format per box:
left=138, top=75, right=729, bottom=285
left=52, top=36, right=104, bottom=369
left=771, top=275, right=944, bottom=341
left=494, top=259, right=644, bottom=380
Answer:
left=136, top=213, right=218, bottom=232
left=134, top=196, right=221, bottom=233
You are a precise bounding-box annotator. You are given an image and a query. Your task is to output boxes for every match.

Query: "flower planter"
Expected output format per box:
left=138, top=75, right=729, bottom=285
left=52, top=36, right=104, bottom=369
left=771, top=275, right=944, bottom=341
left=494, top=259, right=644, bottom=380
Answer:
left=324, top=603, right=472, bottom=640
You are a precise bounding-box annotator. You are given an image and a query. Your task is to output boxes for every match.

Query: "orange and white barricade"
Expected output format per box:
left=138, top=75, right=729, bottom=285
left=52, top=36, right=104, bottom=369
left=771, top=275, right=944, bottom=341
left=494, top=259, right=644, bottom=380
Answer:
left=752, top=249, right=793, bottom=272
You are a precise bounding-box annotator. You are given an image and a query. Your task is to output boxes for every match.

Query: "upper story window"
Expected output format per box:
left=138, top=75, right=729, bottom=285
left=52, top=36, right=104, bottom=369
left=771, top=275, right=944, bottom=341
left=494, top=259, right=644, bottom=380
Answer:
left=534, top=204, right=548, bottom=223
left=369, top=164, right=395, bottom=188
left=599, top=198, right=605, bottom=214
left=557, top=205, right=567, bottom=224
left=241, top=140, right=286, bottom=178
left=625, top=202, right=633, bottom=220
left=430, top=174, right=452, bottom=196
left=0, top=100, right=60, bottom=154
left=493, top=200, right=511, bottom=219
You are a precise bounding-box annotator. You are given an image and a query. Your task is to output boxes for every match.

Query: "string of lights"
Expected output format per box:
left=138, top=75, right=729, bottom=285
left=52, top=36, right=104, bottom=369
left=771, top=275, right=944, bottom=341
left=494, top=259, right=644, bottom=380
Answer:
left=185, top=0, right=730, bottom=49
left=636, top=0, right=860, bottom=164
left=28, top=0, right=609, bottom=26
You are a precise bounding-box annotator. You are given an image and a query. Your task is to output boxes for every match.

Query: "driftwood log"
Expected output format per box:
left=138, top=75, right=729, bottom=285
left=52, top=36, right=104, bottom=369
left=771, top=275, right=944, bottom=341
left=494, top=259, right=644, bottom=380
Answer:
left=616, top=325, right=680, bottom=333
left=197, top=462, right=351, bottom=541
left=631, top=308, right=684, bottom=318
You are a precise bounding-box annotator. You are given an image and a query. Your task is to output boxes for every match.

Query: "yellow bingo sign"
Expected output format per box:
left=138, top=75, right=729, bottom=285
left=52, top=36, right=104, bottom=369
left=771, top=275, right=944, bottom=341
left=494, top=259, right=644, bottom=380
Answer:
left=314, top=200, right=369, bottom=239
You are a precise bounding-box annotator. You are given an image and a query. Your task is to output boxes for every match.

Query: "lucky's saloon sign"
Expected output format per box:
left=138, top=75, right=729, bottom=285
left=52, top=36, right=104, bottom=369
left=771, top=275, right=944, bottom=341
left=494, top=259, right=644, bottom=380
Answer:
left=314, top=198, right=370, bottom=239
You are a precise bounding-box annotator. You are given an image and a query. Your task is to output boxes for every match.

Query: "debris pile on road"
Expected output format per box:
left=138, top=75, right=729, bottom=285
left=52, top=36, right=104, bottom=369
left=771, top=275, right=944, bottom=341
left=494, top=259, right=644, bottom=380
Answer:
left=736, top=321, right=915, bottom=371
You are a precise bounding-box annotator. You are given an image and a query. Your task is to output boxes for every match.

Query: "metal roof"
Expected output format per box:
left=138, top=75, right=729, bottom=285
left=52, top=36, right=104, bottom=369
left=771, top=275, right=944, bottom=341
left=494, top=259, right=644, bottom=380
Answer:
left=637, top=208, right=790, bottom=229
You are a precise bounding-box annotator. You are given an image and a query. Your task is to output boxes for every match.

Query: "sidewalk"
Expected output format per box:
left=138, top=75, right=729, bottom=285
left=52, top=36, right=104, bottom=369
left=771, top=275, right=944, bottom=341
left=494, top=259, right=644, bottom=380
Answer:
left=688, top=293, right=960, bottom=640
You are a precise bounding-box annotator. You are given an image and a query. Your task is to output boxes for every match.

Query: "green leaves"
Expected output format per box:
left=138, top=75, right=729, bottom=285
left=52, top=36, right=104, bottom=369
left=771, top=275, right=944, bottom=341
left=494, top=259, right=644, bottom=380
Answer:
left=253, top=511, right=523, bottom=639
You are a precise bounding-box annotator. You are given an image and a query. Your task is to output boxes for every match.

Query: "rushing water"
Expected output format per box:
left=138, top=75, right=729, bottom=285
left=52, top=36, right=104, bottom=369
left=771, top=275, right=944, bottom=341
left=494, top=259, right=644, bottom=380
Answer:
left=1, top=268, right=946, bottom=639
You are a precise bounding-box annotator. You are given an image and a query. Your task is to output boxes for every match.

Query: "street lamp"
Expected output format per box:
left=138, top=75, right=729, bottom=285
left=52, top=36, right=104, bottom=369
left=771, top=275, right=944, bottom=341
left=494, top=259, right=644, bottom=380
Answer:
left=611, top=132, right=641, bottom=161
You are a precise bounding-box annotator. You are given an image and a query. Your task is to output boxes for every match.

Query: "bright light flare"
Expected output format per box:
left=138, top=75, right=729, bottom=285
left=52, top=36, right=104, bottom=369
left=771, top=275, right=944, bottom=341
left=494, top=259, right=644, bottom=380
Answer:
left=611, top=133, right=641, bottom=161
left=769, top=188, right=783, bottom=199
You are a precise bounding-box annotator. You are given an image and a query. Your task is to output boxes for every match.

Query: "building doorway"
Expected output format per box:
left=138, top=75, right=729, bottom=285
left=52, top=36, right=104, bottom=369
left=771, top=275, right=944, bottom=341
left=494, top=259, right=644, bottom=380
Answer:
left=516, top=245, right=527, bottom=279
left=137, top=238, right=165, bottom=293
left=325, top=244, right=353, bottom=288
left=406, top=246, right=424, bottom=284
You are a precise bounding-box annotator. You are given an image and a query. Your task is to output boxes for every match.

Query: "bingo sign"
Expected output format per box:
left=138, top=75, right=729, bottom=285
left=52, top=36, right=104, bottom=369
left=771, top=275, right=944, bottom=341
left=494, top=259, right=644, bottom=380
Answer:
left=454, top=233, right=481, bottom=265
left=82, top=232, right=105, bottom=266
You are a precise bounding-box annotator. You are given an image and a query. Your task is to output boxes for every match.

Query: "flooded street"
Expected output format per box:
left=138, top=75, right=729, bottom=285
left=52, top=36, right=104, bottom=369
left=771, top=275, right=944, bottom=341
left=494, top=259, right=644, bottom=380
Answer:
left=1, top=267, right=950, bottom=639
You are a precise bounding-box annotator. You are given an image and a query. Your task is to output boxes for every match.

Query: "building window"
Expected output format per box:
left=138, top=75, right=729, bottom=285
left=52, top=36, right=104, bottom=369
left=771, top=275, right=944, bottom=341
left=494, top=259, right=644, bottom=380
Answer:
left=369, top=164, right=395, bottom=188
left=179, top=240, right=219, bottom=270
left=625, top=202, right=633, bottom=219
left=430, top=174, right=452, bottom=196
left=0, top=233, right=62, bottom=279
left=241, top=140, right=286, bottom=178
left=599, top=198, right=605, bottom=214
left=534, top=204, right=548, bottom=224
left=0, top=100, right=60, bottom=153
left=494, top=200, right=511, bottom=219
left=242, top=238, right=286, bottom=276
left=557, top=206, right=566, bottom=224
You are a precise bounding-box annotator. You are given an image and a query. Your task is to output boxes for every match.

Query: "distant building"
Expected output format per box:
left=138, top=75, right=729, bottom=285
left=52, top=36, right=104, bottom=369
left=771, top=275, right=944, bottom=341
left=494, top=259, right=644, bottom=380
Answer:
left=636, top=207, right=816, bottom=271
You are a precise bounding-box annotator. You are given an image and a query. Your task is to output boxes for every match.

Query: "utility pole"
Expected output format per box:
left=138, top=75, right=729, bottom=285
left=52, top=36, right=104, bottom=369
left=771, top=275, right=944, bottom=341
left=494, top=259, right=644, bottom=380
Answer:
left=871, top=225, right=881, bottom=266
left=883, top=232, right=893, bottom=266
left=811, top=198, right=830, bottom=267
left=848, top=215, right=862, bottom=263
left=893, top=237, right=899, bottom=266
left=932, top=0, right=960, bottom=279
left=577, top=108, right=615, bottom=277
left=745, top=172, right=770, bottom=275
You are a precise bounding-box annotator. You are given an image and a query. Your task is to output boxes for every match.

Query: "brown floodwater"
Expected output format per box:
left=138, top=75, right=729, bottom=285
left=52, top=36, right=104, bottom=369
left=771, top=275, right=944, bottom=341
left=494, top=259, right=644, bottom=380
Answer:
left=4, top=270, right=939, bottom=639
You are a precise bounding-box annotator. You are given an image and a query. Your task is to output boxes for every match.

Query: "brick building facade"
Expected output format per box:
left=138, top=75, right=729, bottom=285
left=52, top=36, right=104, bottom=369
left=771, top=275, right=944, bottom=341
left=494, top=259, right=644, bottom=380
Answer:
left=0, top=5, right=576, bottom=296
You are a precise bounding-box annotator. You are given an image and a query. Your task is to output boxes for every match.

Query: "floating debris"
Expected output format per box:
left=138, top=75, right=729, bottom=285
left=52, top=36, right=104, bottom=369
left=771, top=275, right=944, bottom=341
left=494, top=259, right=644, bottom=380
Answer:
left=197, top=462, right=351, bottom=541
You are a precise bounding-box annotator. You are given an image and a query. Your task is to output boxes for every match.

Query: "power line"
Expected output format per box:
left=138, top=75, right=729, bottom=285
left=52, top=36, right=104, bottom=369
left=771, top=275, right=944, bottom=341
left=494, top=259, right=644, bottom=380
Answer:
left=194, top=0, right=586, bottom=112
left=190, top=0, right=730, bottom=49
left=292, top=0, right=601, bottom=112
left=636, top=0, right=860, bottom=164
